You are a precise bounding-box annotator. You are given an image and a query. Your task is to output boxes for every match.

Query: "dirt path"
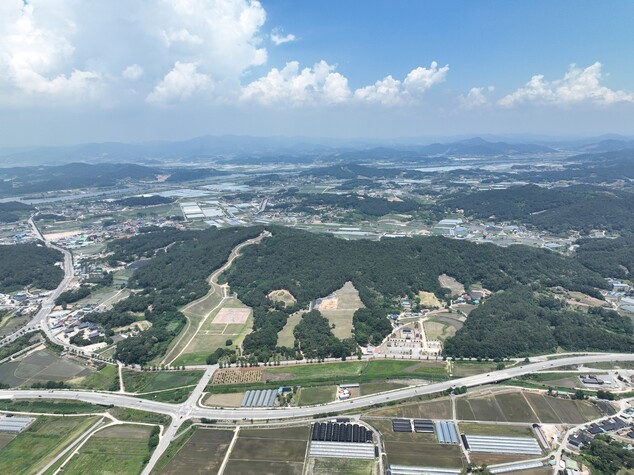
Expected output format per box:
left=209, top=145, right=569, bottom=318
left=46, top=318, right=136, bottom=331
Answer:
left=161, top=233, right=266, bottom=366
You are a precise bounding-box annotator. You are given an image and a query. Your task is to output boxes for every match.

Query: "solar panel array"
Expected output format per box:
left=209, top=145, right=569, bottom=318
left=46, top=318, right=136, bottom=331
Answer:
left=435, top=420, right=458, bottom=444
left=392, top=419, right=412, bottom=432
left=464, top=435, right=542, bottom=455
left=240, top=389, right=277, bottom=407
left=311, top=422, right=373, bottom=443
left=413, top=419, right=434, bottom=433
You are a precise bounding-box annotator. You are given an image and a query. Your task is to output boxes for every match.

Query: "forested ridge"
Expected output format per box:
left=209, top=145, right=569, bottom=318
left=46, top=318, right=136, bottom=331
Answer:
left=223, top=226, right=609, bottom=360
left=574, top=236, right=634, bottom=279
left=0, top=201, right=33, bottom=223
left=0, top=243, right=64, bottom=292
left=443, top=185, right=634, bottom=234
left=90, top=226, right=264, bottom=364
left=444, top=286, right=634, bottom=358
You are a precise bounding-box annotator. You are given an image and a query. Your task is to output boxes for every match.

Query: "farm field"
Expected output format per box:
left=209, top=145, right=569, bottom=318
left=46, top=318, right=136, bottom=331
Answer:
left=173, top=300, right=252, bottom=366
left=0, top=349, right=92, bottom=387
left=456, top=390, right=605, bottom=424
left=308, top=458, right=376, bottom=475
left=122, top=369, right=203, bottom=393
left=383, top=440, right=464, bottom=469
left=224, top=426, right=309, bottom=475
left=451, top=361, right=501, bottom=377
left=203, top=391, right=245, bottom=407
left=360, top=381, right=408, bottom=396
left=61, top=424, right=154, bottom=475
left=365, top=397, right=452, bottom=419
left=297, top=385, right=336, bottom=405
left=315, top=282, right=364, bottom=340
left=160, top=428, right=233, bottom=475
left=207, top=359, right=449, bottom=393
left=458, top=422, right=533, bottom=438
left=0, top=416, right=99, bottom=475
left=424, top=313, right=463, bottom=341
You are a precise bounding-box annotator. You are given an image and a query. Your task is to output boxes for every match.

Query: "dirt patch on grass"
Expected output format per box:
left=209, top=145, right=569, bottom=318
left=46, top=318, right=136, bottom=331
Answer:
left=203, top=392, right=244, bottom=407
left=212, top=307, right=251, bottom=324
left=439, top=274, right=465, bottom=297
left=418, top=291, right=442, bottom=308
left=268, top=290, right=297, bottom=307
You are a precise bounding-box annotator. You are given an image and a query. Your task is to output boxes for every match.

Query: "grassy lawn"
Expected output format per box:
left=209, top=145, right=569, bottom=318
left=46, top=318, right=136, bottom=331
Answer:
left=0, top=416, right=99, bottom=475
left=122, top=369, right=203, bottom=393
left=277, top=312, right=303, bottom=347
left=366, top=397, right=452, bottom=419
left=61, top=424, right=153, bottom=475
left=297, top=385, right=336, bottom=405
left=107, top=407, right=171, bottom=426
left=137, top=386, right=194, bottom=403
left=318, top=282, right=364, bottom=340
left=360, top=381, right=407, bottom=396
left=71, top=364, right=119, bottom=391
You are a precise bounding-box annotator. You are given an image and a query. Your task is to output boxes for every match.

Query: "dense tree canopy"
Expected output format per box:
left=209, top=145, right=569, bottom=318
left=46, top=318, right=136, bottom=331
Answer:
left=0, top=243, right=63, bottom=292
left=574, top=236, right=634, bottom=279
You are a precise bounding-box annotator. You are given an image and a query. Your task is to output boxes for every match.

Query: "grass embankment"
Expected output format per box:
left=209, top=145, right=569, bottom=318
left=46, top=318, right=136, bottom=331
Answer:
left=122, top=369, right=203, bottom=393
left=72, top=364, right=119, bottom=391
left=107, top=407, right=171, bottom=426
left=207, top=359, right=448, bottom=394
left=0, top=399, right=104, bottom=414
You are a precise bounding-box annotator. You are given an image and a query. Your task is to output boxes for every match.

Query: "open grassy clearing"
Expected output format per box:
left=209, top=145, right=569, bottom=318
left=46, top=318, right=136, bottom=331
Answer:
left=458, top=422, right=533, bottom=438
left=0, top=349, right=92, bottom=388
left=75, top=287, right=131, bottom=308
left=122, top=369, right=203, bottom=393
left=160, top=428, right=233, bottom=475
left=277, top=311, right=302, bottom=347
left=0, top=434, right=14, bottom=450
left=70, top=364, right=119, bottom=391
left=308, top=458, right=376, bottom=475
left=439, top=274, right=465, bottom=297
left=317, top=281, right=364, bottom=340
left=268, top=289, right=297, bottom=307
left=137, top=386, right=194, bottom=403
left=61, top=424, right=153, bottom=475
left=297, top=385, right=336, bottom=405
left=424, top=313, right=463, bottom=341
left=365, top=397, right=452, bottom=419
left=208, top=359, right=449, bottom=393
left=450, top=361, right=500, bottom=377
left=0, top=416, right=99, bottom=475
left=384, top=440, right=464, bottom=468
left=418, top=291, right=443, bottom=308
left=173, top=300, right=252, bottom=366
left=107, top=407, right=171, bottom=426
left=360, top=381, right=408, bottom=396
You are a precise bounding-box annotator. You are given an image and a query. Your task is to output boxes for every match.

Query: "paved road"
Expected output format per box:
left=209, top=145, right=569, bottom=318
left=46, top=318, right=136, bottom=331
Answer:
left=3, top=353, right=634, bottom=421
left=0, top=218, right=74, bottom=348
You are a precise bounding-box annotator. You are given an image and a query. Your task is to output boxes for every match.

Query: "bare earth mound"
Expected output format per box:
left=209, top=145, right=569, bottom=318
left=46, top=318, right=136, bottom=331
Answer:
left=438, top=274, right=465, bottom=297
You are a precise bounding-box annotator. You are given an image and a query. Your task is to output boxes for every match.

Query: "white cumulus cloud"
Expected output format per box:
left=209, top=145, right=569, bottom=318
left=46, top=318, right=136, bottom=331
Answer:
left=161, top=28, right=203, bottom=47
left=122, top=64, right=144, bottom=81
left=500, top=62, right=634, bottom=107
left=354, top=62, right=449, bottom=105
left=241, top=60, right=350, bottom=105
left=459, top=86, right=494, bottom=109
left=146, top=61, right=213, bottom=104
left=0, top=1, right=102, bottom=103
left=270, top=28, right=296, bottom=45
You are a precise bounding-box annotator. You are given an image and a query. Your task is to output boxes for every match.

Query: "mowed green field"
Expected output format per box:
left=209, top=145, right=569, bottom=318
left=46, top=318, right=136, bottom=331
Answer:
left=297, top=385, right=336, bottom=405
left=277, top=311, right=303, bottom=347
left=456, top=391, right=604, bottom=424
left=317, top=282, right=364, bottom=340
left=122, top=369, right=203, bottom=393
left=160, top=428, right=234, bottom=475
left=174, top=301, right=253, bottom=366
left=0, top=349, right=92, bottom=387
left=224, top=426, right=309, bottom=475
left=62, top=424, right=153, bottom=475
left=0, top=416, right=99, bottom=475
left=309, top=458, right=375, bottom=475
left=71, top=364, right=119, bottom=391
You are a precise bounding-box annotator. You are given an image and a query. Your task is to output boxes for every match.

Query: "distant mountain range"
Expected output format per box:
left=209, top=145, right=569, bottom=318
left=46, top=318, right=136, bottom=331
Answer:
left=1, top=134, right=634, bottom=166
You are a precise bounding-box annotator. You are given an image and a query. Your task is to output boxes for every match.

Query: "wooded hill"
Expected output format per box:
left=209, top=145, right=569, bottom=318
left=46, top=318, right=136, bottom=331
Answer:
left=443, top=185, right=634, bottom=234
left=0, top=243, right=63, bottom=292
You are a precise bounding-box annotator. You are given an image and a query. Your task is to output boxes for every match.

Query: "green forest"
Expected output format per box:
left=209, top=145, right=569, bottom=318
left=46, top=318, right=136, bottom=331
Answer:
left=443, top=185, right=634, bottom=234
left=574, top=236, right=634, bottom=279
left=0, top=243, right=64, bottom=292
left=0, top=201, right=33, bottom=223
left=444, top=286, right=634, bottom=358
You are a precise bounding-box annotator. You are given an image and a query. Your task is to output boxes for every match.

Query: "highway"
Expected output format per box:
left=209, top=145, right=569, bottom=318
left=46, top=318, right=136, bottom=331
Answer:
left=2, top=353, right=634, bottom=421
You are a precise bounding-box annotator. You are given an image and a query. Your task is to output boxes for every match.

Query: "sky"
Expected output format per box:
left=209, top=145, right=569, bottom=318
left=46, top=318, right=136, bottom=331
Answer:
left=0, top=0, right=633, bottom=146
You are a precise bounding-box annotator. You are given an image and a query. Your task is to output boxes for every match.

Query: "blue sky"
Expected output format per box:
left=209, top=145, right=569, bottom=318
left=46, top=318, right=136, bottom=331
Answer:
left=0, top=0, right=633, bottom=146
